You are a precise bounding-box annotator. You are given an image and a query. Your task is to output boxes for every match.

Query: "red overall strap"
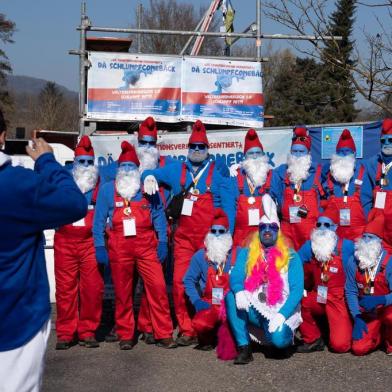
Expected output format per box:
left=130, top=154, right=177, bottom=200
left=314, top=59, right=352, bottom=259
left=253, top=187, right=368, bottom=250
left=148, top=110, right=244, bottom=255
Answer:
left=284, top=170, right=291, bottom=186
left=313, top=165, right=325, bottom=197
left=380, top=252, right=391, bottom=273
left=230, top=246, right=238, bottom=267
left=159, top=156, right=166, bottom=167
left=206, top=162, right=215, bottom=191
left=237, top=170, right=245, bottom=194
left=375, top=161, right=383, bottom=189
left=91, top=178, right=101, bottom=204
left=262, top=170, right=272, bottom=193
left=180, top=163, right=187, bottom=188
left=327, top=172, right=334, bottom=195
left=336, top=237, right=343, bottom=256
left=354, top=165, right=365, bottom=193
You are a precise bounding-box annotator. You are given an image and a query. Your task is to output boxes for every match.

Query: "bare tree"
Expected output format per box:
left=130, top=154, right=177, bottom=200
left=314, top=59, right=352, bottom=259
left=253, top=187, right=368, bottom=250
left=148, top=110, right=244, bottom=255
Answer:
left=263, top=0, right=392, bottom=113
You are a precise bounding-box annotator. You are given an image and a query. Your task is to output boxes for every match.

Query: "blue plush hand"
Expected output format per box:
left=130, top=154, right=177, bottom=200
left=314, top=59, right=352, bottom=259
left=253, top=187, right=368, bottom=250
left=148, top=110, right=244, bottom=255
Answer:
left=352, top=315, right=368, bottom=340
left=157, top=241, right=168, bottom=264
left=95, top=246, right=109, bottom=266
left=194, top=299, right=211, bottom=313
left=359, top=295, right=386, bottom=312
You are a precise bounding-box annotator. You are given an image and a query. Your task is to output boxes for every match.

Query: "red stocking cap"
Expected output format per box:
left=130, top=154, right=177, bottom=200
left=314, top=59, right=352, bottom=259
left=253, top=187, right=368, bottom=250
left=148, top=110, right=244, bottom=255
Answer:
left=292, top=126, right=311, bottom=151
left=138, top=116, right=157, bottom=140
left=244, top=129, right=263, bottom=154
left=189, top=120, right=209, bottom=146
left=319, top=206, right=340, bottom=226
left=75, top=135, right=94, bottom=157
left=364, top=209, right=385, bottom=239
left=336, top=129, right=356, bottom=152
left=212, top=208, right=229, bottom=230
left=118, top=141, right=140, bottom=166
left=381, top=119, right=392, bottom=135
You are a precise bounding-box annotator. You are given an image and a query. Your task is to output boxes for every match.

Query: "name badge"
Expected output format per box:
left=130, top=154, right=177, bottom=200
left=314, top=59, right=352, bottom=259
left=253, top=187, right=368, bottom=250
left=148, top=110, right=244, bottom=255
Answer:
left=329, top=267, right=338, bottom=273
left=248, top=208, right=260, bottom=226
left=123, top=218, right=136, bottom=237
left=72, top=218, right=85, bottom=227
left=88, top=205, right=95, bottom=211
left=339, top=208, right=351, bottom=226
left=212, top=287, right=224, bottom=305
left=289, top=206, right=301, bottom=224
left=375, top=192, right=386, bottom=209
left=317, top=285, right=328, bottom=304
left=116, top=201, right=124, bottom=208
left=181, top=199, right=194, bottom=216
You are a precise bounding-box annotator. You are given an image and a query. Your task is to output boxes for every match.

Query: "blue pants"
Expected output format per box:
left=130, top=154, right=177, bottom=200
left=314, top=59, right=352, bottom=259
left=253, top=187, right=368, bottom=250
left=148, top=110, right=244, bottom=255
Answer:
left=225, top=291, right=293, bottom=348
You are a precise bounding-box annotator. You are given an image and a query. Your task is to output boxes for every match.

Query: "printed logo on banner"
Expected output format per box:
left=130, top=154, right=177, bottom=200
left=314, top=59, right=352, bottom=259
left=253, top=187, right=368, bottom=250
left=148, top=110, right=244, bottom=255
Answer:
left=321, top=126, right=363, bottom=159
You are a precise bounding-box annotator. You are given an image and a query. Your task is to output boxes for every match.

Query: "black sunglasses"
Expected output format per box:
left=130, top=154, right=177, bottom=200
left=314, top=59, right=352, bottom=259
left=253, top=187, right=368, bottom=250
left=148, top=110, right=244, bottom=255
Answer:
left=189, top=143, right=207, bottom=151
left=292, top=136, right=308, bottom=142
left=77, top=159, right=94, bottom=165
left=139, top=140, right=156, bottom=146
left=211, top=228, right=226, bottom=235
left=316, top=222, right=331, bottom=228
left=381, top=137, right=392, bottom=145
left=259, top=223, right=279, bottom=232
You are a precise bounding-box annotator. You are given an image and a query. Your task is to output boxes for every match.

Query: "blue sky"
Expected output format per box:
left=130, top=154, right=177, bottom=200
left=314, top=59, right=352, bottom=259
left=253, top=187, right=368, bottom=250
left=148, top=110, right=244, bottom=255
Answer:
left=1, top=0, right=389, bottom=91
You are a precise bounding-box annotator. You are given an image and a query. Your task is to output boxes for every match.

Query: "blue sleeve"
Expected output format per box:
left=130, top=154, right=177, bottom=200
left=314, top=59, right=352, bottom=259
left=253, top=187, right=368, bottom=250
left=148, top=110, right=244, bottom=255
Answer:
left=92, top=182, right=113, bottom=248
left=32, top=153, right=87, bottom=230
left=344, top=256, right=361, bottom=317
left=149, top=193, right=168, bottom=242
left=229, top=248, right=249, bottom=293
left=270, top=165, right=285, bottom=207
left=297, top=241, right=313, bottom=264
left=341, top=239, right=355, bottom=270
left=360, top=167, right=374, bottom=218
left=183, top=251, right=206, bottom=304
left=385, top=260, right=392, bottom=306
left=214, top=169, right=236, bottom=233
left=142, top=161, right=182, bottom=195
left=279, top=250, right=304, bottom=319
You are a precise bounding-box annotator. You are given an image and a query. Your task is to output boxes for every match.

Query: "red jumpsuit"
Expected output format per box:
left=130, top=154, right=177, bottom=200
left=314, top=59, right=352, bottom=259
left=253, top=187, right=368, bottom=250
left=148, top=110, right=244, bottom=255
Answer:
left=326, top=165, right=366, bottom=241
left=352, top=254, right=392, bottom=356
left=233, top=171, right=272, bottom=247
left=300, top=239, right=352, bottom=353
left=108, top=187, right=173, bottom=341
left=173, top=163, right=215, bottom=337
left=54, top=185, right=104, bottom=342
left=373, top=163, right=392, bottom=253
left=192, top=248, right=236, bottom=345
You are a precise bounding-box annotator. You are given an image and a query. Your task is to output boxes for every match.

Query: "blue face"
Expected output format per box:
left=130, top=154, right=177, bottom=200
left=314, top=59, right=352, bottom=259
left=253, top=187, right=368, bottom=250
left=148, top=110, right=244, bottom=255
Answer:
left=210, top=224, right=227, bottom=237
left=362, top=232, right=380, bottom=243
left=316, top=216, right=337, bottom=232
left=336, top=147, right=355, bottom=157
left=75, top=155, right=94, bottom=168
left=259, top=223, right=279, bottom=247
left=245, top=147, right=264, bottom=160
left=119, top=161, right=138, bottom=172
left=381, top=135, right=392, bottom=156
left=138, top=135, right=157, bottom=148
left=290, top=144, right=308, bottom=157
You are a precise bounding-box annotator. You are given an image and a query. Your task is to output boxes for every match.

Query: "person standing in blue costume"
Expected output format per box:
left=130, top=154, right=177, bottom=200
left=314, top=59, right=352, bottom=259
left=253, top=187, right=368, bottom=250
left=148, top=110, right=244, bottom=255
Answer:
left=322, top=129, right=373, bottom=241
left=225, top=195, right=304, bottom=364
left=230, top=129, right=273, bottom=247
left=297, top=207, right=354, bottom=354
left=93, top=141, right=176, bottom=350
left=0, top=109, right=87, bottom=391
left=345, top=212, right=392, bottom=356
left=142, top=120, right=235, bottom=346
left=365, top=119, right=392, bottom=253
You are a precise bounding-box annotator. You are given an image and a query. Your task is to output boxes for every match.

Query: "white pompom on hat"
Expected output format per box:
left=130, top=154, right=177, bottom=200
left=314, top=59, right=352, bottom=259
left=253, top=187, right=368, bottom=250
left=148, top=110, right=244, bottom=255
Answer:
left=259, top=194, right=280, bottom=227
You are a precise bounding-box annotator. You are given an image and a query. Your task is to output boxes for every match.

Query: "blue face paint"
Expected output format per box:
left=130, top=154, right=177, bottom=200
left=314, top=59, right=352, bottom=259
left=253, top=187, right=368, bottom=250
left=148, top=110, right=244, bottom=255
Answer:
left=259, top=223, right=279, bottom=247
left=336, top=147, right=355, bottom=157
left=381, top=136, right=392, bottom=157
left=210, top=224, right=227, bottom=237
left=245, top=147, right=264, bottom=160
left=362, top=233, right=380, bottom=243
left=290, top=144, right=309, bottom=157
left=138, top=135, right=157, bottom=148
left=119, top=161, right=138, bottom=172
left=75, top=155, right=95, bottom=168
left=316, top=216, right=337, bottom=232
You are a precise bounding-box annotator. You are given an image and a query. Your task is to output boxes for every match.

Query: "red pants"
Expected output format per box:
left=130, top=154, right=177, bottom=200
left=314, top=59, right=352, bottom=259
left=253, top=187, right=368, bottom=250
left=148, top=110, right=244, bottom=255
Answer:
left=192, top=306, right=221, bottom=345
left=300, top=291, right=352, bottom=353
left=54, top=235, right=104, bottom=341
left=137, top=292, right=153, bottom=334
left=173, top=228, right=207, bottom=336
left=109, top=242, right=173, bottom=341
left=352, top=306, right=392, bottom=356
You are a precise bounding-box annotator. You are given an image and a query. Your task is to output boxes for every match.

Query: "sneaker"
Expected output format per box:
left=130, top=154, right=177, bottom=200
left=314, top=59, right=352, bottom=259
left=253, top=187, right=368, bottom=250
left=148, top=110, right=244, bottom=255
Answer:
left=175, top=335, right=198, bottom=346
left=387, top=351, right=392, bottom=356
left=234, top=345, right=253, bottom=365
left=105, top=330, right=119, bottom=343
left=194, top=344, right=214, bottom=351
left=55, top=340, right=72, bottom=350
left=119, top=340, right=134, bottom=350
left=141, top=333, right=156, bottom=345
left=296, top=337, right=325, bottom=353
left=79, top=337, right=100, bottom=348
left=156, top=337, right=178, bottom=349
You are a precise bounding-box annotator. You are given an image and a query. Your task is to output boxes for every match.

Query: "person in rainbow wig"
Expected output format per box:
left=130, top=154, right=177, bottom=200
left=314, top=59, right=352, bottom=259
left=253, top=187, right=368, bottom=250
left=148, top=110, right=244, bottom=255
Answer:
left=225, top=195, right=304, bottom=364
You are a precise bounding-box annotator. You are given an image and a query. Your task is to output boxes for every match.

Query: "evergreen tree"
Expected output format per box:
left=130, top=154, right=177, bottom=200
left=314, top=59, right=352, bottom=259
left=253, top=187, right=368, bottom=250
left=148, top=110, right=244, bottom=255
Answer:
left=321, top=0, right=358, bottom=122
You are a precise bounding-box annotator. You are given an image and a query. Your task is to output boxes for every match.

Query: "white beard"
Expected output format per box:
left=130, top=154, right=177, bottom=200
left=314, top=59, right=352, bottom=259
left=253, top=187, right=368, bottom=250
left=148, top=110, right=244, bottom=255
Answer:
left=137, top=146, right=159, bottom=172
left=204, top=232, right=233, bottom=267
left=330, top=154, right=355, bottom=184
left=241, top=155, right=270, bottom=188
left=115, top=168, right=141, bottom=200
left=355, top=238, right=383, bottom=270
left=72, top=164, right=98, bottom=194
left=311, top=229, right=338, bottom=262
left=287, top=154, right=312, bottom=184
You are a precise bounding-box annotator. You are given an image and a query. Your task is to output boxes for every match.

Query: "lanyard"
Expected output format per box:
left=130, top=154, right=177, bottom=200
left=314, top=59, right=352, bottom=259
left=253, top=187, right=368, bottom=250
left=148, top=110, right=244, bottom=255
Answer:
left=381, top=162, right=392, bottom=187
left=246, top=176, right=256, bottom=195
left=190, top=162, right=210, bottom=190
left=365, top=252, right=383, bottom=294
left=342, top=182, right=349, bottom=203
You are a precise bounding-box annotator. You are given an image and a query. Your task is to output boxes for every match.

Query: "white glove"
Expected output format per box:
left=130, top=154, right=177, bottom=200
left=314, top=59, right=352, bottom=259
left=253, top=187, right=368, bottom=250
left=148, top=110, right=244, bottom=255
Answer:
left=235, top=290, right=250, bottom=312
left=143, top=175, right=159, bottom=195
left=268, top=313, right=286, bottom=333
left=229, top=163, right=241, bottom=177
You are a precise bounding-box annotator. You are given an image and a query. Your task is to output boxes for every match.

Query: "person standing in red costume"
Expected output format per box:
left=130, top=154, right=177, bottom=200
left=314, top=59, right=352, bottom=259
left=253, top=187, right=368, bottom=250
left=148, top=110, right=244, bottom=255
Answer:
left=345, top=212, right=392, bottom=356
left=323, top=129, right=373, bottom=241
left=230, top=129, right=273, bottom=246
left=54, top=136, right=104, bottom=350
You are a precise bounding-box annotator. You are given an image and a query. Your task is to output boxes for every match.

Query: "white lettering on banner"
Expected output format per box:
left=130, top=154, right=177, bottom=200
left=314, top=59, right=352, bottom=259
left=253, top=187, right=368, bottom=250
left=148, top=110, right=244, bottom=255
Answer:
left=91, top=129, right=292, bottom=169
